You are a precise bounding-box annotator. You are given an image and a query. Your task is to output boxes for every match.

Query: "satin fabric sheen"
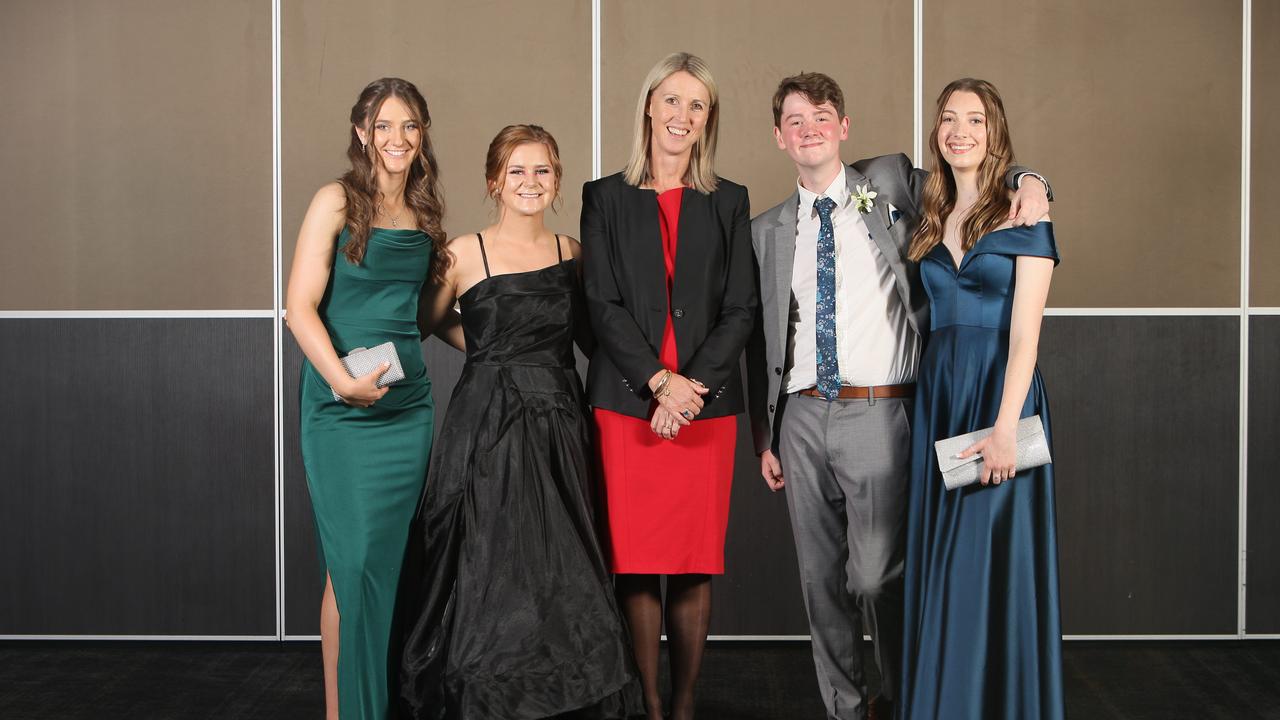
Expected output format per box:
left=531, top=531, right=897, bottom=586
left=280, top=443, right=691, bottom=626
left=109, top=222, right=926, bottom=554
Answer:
left=397, top=258, right=641, bottom=719
left=299, top=227, right=435, bottom=720
left=899, top=223, right=1065, bottom=719
left=594, top=187, right=736, bottom=575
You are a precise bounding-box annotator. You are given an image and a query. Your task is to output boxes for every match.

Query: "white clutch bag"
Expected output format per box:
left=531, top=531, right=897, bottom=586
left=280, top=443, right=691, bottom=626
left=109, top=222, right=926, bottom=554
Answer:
left=934, top=415, right=1051, bottom=490
left=331, top=341, right=405, bottom=402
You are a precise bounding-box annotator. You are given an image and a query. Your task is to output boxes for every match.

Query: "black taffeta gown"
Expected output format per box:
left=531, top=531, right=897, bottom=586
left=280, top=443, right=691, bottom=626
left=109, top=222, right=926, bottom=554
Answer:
left=397, top=238, right=641, bottom=720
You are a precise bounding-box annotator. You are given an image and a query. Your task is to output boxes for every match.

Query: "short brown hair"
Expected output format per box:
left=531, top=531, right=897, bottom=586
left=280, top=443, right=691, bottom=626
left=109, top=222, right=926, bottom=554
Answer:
left=771, top=72, right=846, bottom=128
left=484, top=124, right=563, bottom=205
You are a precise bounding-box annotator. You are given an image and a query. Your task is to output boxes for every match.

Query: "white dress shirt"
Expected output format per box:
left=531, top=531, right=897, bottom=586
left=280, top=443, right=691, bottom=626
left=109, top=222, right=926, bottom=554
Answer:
left=783, top=172, right=920, bottom=394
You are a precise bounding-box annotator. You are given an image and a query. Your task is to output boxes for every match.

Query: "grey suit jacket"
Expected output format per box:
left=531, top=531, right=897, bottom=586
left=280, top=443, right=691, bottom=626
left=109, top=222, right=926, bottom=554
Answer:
left=746, top=155, right=927, bottom=455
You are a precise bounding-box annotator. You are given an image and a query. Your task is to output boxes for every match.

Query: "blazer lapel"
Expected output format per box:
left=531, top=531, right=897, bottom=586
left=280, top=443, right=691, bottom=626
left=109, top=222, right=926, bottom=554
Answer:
left=771, top=192, right=799, bottom=351
left=845, top=165, right=919, bottom=333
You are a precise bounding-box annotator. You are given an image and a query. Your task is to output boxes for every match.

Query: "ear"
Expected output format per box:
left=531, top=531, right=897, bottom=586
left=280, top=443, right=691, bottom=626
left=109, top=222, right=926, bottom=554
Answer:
left=773, top=125, right=786, bottom=151
left=354, top=124, right=368, bottom=146
left=838, top=116, right=850, bottom=141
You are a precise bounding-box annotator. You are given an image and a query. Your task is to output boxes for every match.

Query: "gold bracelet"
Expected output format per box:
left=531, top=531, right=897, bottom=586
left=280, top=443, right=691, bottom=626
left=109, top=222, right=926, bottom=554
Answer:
left=653, top=370, right=671, bottom=397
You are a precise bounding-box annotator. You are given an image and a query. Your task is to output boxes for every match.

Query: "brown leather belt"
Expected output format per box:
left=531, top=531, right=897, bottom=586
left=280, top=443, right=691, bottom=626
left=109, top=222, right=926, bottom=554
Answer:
left=798, top=383, right=915, bottom=400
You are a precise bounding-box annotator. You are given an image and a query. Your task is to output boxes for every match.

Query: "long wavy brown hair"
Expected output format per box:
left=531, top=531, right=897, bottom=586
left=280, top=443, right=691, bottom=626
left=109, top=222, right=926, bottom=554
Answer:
left=337, top=77, right=447, bottom=280
left=908, top=78, right=1014, bottom=262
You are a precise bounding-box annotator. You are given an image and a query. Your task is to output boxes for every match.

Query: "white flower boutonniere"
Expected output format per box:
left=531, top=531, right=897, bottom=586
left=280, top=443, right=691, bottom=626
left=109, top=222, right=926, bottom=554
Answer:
left=853, top=184, right=878, bottom=214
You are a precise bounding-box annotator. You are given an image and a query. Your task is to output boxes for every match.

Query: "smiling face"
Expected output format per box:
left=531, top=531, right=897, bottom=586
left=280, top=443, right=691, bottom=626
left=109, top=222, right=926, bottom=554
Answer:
left=356, top=95, right=420, bottom=176
left=495, top=141, right=557, bottom=217
left=646, top=70, right=711, bottom=160
left=937, top=90, right=988, bottom=172
left=774, top=92, right=849, bottom=175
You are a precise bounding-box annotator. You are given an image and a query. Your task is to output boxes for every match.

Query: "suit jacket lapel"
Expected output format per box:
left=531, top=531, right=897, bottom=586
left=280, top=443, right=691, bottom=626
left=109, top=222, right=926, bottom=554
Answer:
left=771, top=191, right=799, bottom=352
left=844, top=165, right=920, bottom=334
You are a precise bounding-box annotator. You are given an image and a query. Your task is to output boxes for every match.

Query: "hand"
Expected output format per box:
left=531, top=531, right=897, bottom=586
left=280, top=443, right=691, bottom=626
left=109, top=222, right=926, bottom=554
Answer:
left=760, top=449, right=785, bottom=492
left=957, top=424, right=1017, bottom=486
left=1009, top=176, right=1049, bottom=227
left=337, top=362, right=391, bottom=408
left=651, top=372, right=709, bottom=422
left=650, top=405, right=682, bottom=440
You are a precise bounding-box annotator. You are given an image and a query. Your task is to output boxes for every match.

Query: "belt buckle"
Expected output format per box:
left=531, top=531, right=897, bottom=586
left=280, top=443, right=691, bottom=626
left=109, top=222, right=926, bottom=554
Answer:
left=866, top=384, right=877, bottom=406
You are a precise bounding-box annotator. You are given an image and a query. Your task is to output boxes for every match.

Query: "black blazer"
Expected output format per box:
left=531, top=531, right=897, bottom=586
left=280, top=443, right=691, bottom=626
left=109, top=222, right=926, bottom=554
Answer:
left=581, top=172, right=756, bottom=420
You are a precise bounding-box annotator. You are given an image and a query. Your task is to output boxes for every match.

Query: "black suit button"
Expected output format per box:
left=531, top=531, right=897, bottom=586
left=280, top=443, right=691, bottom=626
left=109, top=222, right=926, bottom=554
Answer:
left=774, top=367, right=782, bottom=375
left=769, top=404, right=775, bottom=412
left=673, top=308, right=685, bottom=319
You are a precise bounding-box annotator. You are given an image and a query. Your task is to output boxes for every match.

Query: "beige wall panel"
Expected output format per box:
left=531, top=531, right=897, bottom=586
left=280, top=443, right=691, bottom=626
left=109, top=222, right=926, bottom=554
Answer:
left=281, top=1, right=591, bottom=280
left=925, top=0, right=1241, bottom=307
left=1252, top=1, right=1279, bottom=306
left=601, top=0, right=914, bottom=215
left=0, top=1, right=271, bottom=310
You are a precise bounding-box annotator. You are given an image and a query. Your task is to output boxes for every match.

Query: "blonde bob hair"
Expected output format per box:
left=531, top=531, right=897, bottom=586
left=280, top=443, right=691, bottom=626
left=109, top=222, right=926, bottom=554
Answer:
left=623, top=52, right=720, bottom=193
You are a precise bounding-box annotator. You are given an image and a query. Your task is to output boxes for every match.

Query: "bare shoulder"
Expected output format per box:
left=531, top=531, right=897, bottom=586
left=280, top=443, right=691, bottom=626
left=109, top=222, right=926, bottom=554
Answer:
left=312, top=182, right=347, bottom=212
left=560, top=235, right=583, bottom=259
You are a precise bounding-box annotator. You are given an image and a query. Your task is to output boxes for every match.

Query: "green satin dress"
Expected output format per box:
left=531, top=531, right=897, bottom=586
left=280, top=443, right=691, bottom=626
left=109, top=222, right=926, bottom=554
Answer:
left=300, top=226, right=435, bottom=719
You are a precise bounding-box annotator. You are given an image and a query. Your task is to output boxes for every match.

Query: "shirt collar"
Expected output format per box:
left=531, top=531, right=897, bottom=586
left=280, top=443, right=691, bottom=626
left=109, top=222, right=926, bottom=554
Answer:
left=796, top=170, right=851, bottom=218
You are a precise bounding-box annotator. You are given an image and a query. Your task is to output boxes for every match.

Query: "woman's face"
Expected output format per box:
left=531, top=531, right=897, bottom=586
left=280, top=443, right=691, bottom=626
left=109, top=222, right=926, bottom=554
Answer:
left=496, top=142, right=556, bottom=217
left=936, top=90, right=988, bottom=172
left=357, top=95, right=421, bottom=175
left=646, top=70, right=711, bottom=160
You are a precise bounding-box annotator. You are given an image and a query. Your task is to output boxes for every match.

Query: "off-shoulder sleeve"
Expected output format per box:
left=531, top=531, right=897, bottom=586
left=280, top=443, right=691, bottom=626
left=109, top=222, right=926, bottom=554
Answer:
left=975, top=222, right=1060, bottom=265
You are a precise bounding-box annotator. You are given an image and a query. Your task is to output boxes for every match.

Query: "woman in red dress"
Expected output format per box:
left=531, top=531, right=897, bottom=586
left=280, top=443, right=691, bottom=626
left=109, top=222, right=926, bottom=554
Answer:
left=580, top=52, right=755, bottom=720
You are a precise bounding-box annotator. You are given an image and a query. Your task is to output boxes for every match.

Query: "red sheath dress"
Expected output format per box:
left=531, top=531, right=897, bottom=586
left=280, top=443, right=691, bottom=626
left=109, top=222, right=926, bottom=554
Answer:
left=593, top=187, right=737, bottom=575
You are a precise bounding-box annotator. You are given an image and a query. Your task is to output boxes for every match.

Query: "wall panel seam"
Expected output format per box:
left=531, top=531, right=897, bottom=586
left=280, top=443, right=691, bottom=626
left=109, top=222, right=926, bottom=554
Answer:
left=592, top=0, right=601, bottom=181
left=913, top=0, right=923, bottom=164
left=272, top=0, right=285, bottom=642
left=1237, top=0, right=1251, bottom=638
left=0, top=311, right=275, bottom=318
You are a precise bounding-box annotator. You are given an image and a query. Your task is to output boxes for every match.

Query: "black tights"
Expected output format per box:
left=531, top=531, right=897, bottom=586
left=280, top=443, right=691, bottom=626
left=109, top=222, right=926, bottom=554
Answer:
left=616, top=574, right=712, bottom=720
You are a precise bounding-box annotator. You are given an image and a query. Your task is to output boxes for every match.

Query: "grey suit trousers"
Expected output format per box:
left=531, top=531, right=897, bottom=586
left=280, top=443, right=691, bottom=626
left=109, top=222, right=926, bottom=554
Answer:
left=779, top=393, right=910, bottom=720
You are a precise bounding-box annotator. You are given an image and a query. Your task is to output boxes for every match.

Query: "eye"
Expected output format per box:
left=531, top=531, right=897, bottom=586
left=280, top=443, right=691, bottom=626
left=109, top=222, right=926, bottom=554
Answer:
left=666, top=96, right=678, bottom=104
left=405, top=122, right=419, bottom=131
left=691, top=101, right=705, bottom=111
left=536, top=168, right=552, bottom=175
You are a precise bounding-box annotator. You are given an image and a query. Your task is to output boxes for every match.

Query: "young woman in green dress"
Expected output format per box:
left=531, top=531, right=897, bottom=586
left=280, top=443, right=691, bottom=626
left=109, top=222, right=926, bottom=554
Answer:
left=285, top=77, right=460, bottom=720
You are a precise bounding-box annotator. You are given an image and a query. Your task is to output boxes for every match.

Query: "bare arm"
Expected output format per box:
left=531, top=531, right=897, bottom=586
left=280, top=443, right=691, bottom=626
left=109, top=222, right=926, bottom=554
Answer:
left=417, top=262, right=465, bottom=352
left=284, top=184, right=389, bottom=407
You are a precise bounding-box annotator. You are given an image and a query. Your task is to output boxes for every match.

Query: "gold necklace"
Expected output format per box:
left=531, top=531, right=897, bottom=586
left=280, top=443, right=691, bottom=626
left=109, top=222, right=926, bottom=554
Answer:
left=378, top=204, right=402, bottom=228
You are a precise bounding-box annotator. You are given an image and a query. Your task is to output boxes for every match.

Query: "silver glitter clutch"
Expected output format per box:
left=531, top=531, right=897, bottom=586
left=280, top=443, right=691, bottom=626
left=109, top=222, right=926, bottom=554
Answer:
left=331, top=341, right=405, bottom=402
left=934, top=415, right=1051, bottom=490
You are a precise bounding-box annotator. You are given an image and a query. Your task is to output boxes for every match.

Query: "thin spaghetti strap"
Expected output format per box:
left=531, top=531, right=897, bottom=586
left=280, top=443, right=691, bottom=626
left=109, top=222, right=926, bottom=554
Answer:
left=476, top=233, right=492, bottom=278
left=554, top=234, right=564, bottom=263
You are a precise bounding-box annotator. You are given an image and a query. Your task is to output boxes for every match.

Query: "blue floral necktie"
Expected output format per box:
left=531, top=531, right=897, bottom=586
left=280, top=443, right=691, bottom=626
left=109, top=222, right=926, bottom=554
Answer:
left=814, top=196, right=840, bottom=400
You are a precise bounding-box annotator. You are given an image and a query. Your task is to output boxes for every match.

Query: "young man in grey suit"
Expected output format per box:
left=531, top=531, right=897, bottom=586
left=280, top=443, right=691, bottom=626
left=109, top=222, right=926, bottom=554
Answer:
left=745, top=73, right=1050, bottom=720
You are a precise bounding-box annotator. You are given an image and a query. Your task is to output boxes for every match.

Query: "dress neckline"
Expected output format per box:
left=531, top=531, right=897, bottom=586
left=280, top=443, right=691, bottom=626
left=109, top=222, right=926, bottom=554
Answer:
left=457, top=258, right=576, bottom=304
left=929, top=222, right=1053, bottom=272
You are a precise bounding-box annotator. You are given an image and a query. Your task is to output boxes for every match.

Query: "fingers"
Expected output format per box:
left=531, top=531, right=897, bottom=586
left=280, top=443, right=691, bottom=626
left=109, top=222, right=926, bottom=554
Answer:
left=1007, top=195, right=1021, bottom=221
left=957, top=439, right=985, bottom=459
left=360, top=361, right=391, bottom=381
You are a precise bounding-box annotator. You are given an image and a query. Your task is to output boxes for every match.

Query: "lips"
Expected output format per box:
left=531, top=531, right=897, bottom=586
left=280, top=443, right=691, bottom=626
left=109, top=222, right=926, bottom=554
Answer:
left=666, top=126, right=689, bottom=138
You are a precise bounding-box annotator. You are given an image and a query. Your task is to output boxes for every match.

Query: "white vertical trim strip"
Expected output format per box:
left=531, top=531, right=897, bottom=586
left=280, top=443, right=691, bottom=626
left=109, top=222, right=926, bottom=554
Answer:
left=1237, top=0, right=1251, bottom=639
left=913, top=0, right=923, bottom=164
left=591, top=0, right=601, bottom=180
left=271, top=0, right=285, bottom=642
